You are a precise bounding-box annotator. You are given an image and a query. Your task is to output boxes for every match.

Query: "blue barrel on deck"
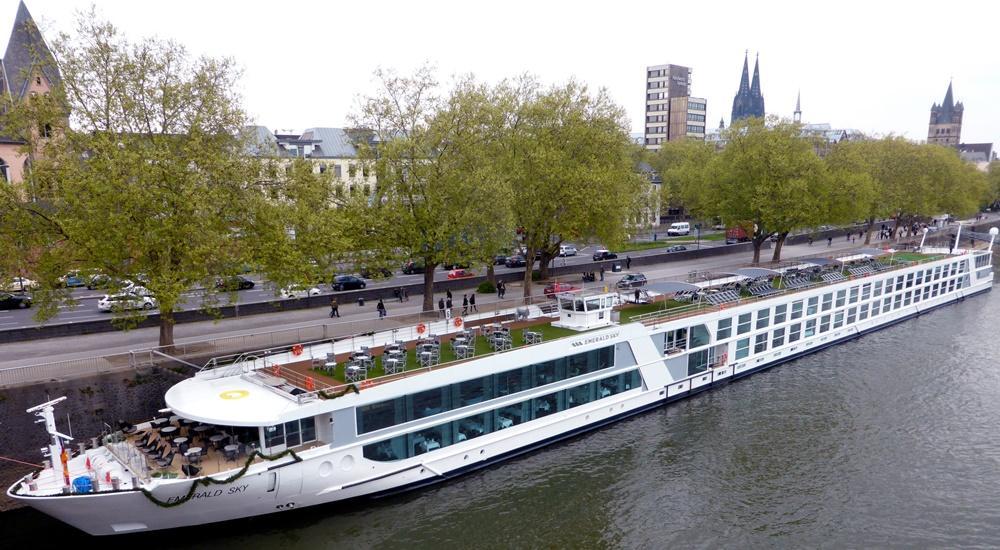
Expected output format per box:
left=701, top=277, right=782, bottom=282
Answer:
left=72, top=475, right=93, bottom=493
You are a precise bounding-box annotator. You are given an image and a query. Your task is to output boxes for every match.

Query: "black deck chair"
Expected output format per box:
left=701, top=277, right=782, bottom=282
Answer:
left=156, top=451, right=175, bottom=468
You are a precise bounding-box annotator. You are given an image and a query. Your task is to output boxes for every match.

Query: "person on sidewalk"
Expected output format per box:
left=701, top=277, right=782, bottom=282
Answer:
left=438, top=297, right=445, bottom=318
left=462, top=294, right=469, bottom=315
left=447, top=289, right=453, bottom=302
left=329, top=298, right=340, bottom=318
left=634, top=288, right=641, bottom=303
left=376, top=299, right=387, bottom=319
left=827, top=236, right=833, bottom=247
left=626, top=255, right=632, bottom=270
left=445, top=297, right=453, bottom=319
left=470, top=292, right=477, bottom=312
left=600, top=265, right=605, bottom=281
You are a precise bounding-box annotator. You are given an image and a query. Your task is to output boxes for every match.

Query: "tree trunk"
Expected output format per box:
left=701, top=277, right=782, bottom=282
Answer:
left=486, top=264, right=496, bottom=285
left=864, top=218, right=874, bottom=245
left=422, top=266, right=436, bottom=313
left=538, top=251, right=553, bottom=280
left=771, top=232, right=788, bottom=262
left=158, top=309, right=174, bottom=347
left=522, top=246, right=536, bottom=298
left=751, top=240, right=763, bottom=264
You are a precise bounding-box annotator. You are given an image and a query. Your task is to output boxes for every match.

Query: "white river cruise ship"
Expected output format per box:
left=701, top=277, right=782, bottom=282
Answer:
left=8, top=234, right=997, bottom=535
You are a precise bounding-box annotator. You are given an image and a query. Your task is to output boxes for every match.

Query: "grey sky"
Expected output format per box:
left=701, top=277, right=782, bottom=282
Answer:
left=11, top=0, right=1000, bottom=144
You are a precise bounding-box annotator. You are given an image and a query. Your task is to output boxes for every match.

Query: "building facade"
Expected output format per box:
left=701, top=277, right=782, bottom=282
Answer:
left=249, top=126, right=377, bottom=195
left=668, top=96, right=707, bottom=141
left=927, top=82, right=963, bottom=146
left=643, top=64, right=692, bottom=149
left=730, top=52, right=765, bottom=122
left=0, top=1, right=61, bottom=185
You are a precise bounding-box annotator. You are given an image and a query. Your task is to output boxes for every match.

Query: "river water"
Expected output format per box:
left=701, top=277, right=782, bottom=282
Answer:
left=4, top=286, right=1000, bottom=548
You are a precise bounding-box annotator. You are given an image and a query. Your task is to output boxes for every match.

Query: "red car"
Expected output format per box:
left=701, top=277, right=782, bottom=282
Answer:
left=543, top=282, right=580, bottom=298
left=447, top=268, right=476, bottom=279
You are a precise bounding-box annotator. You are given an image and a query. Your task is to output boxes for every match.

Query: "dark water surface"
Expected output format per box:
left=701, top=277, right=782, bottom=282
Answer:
left=5, top=288, right=1000, bottom=549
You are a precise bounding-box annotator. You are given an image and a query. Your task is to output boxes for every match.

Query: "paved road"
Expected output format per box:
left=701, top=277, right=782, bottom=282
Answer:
left=0, top=241, right=723, bottom=330
left=0, top=234, right=898, bottom=369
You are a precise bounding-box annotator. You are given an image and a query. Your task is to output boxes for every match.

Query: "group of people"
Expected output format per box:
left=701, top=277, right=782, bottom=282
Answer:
left=438, top=289, right=478, bottom=318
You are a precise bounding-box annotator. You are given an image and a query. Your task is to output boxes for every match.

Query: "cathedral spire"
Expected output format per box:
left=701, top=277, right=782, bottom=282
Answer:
left=750, top=53, right=761, bottom=97
left=732, top=51, right=765, bottom=122
left=942, top=80, right=954, bottom=110
left=739, top=50, right=750, bottom=94
left=794, top=90, right=801, bottom=123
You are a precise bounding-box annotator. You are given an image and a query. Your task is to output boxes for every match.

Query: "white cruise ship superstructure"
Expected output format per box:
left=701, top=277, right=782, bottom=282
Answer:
left=8, top=237, right=996, bottom=535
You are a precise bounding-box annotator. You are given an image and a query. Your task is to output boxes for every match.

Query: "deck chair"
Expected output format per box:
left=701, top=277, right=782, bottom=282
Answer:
left=156, top=451, right=175, bottom=468
left=181, top=464, right=201, bottom=478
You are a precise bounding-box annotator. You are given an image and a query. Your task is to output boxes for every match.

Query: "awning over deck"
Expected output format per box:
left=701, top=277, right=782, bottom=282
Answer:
left=645, top=281, right=702, bottom=294
left=733, top=267, right=781, bottom=278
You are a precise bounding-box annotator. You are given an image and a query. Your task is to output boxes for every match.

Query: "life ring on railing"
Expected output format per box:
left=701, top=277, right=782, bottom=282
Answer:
left=361, top=379, right=374, bottom=389
left=453, top=316, right=463, bottom=328
left=416, top=322, right=427, bottom=335
left=272, top=365, right=282, bottom=377
left=291, top=344, right=304, bottom=356
left=305, top=376, right=315, bottom=391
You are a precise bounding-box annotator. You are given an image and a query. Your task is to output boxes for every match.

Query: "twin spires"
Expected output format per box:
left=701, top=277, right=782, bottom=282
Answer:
left=731, top=51, right=765, bottom=122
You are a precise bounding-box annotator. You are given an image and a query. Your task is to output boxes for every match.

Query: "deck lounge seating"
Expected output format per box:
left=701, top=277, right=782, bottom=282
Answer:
left=748, top=283, right=778, bottom=297
left=821, top=272, right=847, bottom=283
left=783, top=275, right=813, bottom=289
left=705, top=290, right=740, bottom=305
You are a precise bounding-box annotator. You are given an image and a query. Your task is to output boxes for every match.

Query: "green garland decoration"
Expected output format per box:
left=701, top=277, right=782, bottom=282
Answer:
left=318, top=383, right=360, bottom=400
left=140, top=449, right=302, bottom=508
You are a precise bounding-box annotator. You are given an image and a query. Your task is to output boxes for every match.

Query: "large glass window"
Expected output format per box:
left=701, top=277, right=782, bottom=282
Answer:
left=737, top=313, right=752, bottom=335
left=717, top=318, right=732, bottom=340
left=905, top=273, right=914, bottom=288
left=775, top=304, right=788, bottom=323
left=735, top=338, right=750, bottom=359
left=362, top=370, right=642, bottom=462
left=357, top=346, right=615, bottom=434
left=688, top=324, right=710, bottom=348
left=756, top=308, right=770, bottom=330
left=859, top=303, right=869, bottom=320
left=665, top=328, right=688, bottom=352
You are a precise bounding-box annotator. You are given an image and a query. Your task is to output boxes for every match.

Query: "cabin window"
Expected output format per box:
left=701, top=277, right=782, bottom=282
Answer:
left=859, top=303, right=869, bottom=320
left=665, top=328, right=688, bottom=353
left=894, top=294, right=903, bottom=310
left=933, top=266, right=941, bottom=280
left=737, top=313, right=751, bottom=335
left=804, top=319, right=817, bottom=338
left=412, top=388, right=450, bottom=420
left=806, top=297, right=818, bottom=316
left=774, top=304, right=788, bottom=323
left=753, top=333, right=768, bottom=354
left=905, top=273, right=914, bottom=288
left=265, top=424, right=285, bottom=448
left=849, top=287, right=859, bottom=304
left=756, top=308, right=770, bottom=329
left=895, top=276, right=904, bottom=292
left=861, top=283, right=871, bottom=301
left=913, top=289, right=921, bottom=303
left=788, top=323, right=801, bottom=342
left=820, top=315, right=831, bottom=333
left=791, top=301, right=803, bottom=320
left=771, top=327, right=785, bottom=348
left=688, top=324, right=710, bottom=348
left=903, top=291, right=912, bottom=307
left=846, top=307, right=857, bottom=325
left=362, top=370, right=641, bottom=462
left=873, top=280, right=883, bottom=297
left=822, top=293, right=833, bottom=311
left=833, top=312, right=844, bottom=328
left=871, top=301, right=881, bottom=317
left=922, top=286, right=931, bottom=300
left=835, top=290, right=846, bottom=308
left=735, top=338, right=750, bottom=360
left=915, top=270, right=923, bottom=286
left=716, top=318, right=732, bottom=340
left=883, top=296, right=892, bottom=311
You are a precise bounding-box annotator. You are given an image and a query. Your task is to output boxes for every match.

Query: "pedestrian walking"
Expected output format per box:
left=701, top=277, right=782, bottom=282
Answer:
left=402, top=288, right=409, bottom=302
left=626, top=255, right=632, bottom=270
left=396, top=287, right=404, bottom=303
left=498, top=280, right=506, bottom=299
left=438, top=297, right=445, bottom=319
left=600, top=265, right=605, bottom=281
left=462, top=294, right=469, bottom=315
left=497, top=280, right=503, bottom=299
left=329, top=297, right=340, bottom=318
left=393, top=287, right=400, bottom=302
left=445, top=297, right=453, bottom=319
left=827, top=236, right=833, bottom=247
left=470, top=292, right=477, bottom=312
left=634, top=288, right=641, bottom=303
left=377, top=298, right=386, bottom=319
left=808, top=236, right=813, bottom=246
left=446, top=289, right=453, bottom=301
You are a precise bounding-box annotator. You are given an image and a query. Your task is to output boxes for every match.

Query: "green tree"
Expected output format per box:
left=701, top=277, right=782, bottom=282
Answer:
left=500, top=80, right=645, bottom=295
left=1, top=15, right=266, bottom=346
left=353, top=68, right=512, bottom=312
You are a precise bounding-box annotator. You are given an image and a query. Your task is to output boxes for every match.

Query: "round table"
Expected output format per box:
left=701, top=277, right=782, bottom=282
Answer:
left=193, top=425, right=211, bottom=434
left=151, top=418, right=168, bottom=428
left=160, top=426, right=178, bottom=436
left=223, top=444, right=238, bottom=452
left=172, top=437, right=188, bottom=446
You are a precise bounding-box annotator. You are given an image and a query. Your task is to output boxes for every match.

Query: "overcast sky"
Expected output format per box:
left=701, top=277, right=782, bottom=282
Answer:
left=10, top=0, right=1000, bottom=144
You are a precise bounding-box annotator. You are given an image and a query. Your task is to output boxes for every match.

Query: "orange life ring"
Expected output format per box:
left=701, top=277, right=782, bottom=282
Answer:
left=416, top=322, right=427, bottom=334
left=305, top=376, right=315, bottom=391
left=360, top=379, right=374, bottom=389
left=272, top=365, right=282, bottom=377
left=453, top=316, right=463, bottom=328
left=292, top=344, right=304, bottom=356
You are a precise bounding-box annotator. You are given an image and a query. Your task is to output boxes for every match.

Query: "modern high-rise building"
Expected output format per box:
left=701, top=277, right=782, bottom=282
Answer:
left=643, top=64, right=692, bottom=150
left=731, top=52, right=765, bottom=122
left=667, top=96, right=707, bottom=141
left=928, top=82, right=963, bottom=146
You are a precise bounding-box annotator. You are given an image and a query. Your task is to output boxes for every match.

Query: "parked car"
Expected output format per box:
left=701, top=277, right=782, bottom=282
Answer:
left=215, top=275, right=255, bottom=291
left=592, top=249, right=618, bottom=261
left=401, top=260, right=426, bottom=274
left=493, top=254, right=509, bottom=266
left=59, top=272, right=87, bottom=288
left=447, top=268, right=475, bottom=279
left=4, top=277, right=38, bottom=292
left=616, top=273, right=648, bottom=289
left=98, top=288, right=157, bottom=312
left=504, top=255, right=527, bottom=268
left=543, top=281, right=580, bottom=298
left=87, top=274, right=133, bottom=291
left=331, top=275, right=366, bottom=291
left=558, top=244, right=578, bottom=257
left=666, top=245, right=687, bottom=253
left=0, top=292, right=31, bottom=309
left=279, top=285, right=322, bottom=299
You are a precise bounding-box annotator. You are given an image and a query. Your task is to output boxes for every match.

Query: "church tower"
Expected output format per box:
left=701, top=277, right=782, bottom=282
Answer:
left=927, top=81, right=962, bottom=147
left=731, top=52, right=765, bottom=122
left=793, top=90, right=801, bottom=123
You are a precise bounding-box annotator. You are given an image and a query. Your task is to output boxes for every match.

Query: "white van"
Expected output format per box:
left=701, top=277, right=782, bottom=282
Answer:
left=666, top=222, right=690, bottom=236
